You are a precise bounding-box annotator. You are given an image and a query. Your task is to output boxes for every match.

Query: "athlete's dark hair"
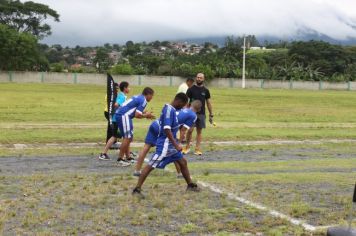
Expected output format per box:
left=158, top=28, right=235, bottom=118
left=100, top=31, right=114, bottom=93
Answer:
left=142, top=87, right=154, bottom=96
left=175, top=92, right=188, bottom=104
left=119, top=81, right=129, bottom=92
left=186, top=78, right=194, bottom=83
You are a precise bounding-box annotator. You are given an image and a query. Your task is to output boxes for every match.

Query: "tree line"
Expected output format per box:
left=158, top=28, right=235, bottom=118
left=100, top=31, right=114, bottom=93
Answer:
left=1, top=0, right=355, bottom=82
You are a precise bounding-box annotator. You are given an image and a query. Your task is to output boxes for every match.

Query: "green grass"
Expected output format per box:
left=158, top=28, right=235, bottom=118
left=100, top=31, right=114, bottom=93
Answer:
left=1, top=83, right=356, bottom=144
left=0, top=171, right=310, bottom=235
left=1, top=82, right=355, bottom=234
left=191, top=159, right=356, bottom=226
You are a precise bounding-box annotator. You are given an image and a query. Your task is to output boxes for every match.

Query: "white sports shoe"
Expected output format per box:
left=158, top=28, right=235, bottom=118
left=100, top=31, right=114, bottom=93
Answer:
left=117, top=159, right=131, bottom=167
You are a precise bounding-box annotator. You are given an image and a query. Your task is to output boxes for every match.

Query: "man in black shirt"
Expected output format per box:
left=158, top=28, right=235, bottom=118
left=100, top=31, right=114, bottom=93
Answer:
left=185, top=73, right=213, bottom=155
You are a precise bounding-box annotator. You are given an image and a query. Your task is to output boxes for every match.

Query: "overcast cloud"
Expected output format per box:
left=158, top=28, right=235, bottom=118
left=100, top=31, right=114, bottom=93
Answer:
left=36, top=0, right=356, bottom=46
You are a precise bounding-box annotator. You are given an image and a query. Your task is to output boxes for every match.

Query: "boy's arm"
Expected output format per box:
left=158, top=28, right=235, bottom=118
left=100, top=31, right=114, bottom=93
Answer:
left=135, top=111, right=155, bottom=119
left=165, top=128, right=182, bottom=151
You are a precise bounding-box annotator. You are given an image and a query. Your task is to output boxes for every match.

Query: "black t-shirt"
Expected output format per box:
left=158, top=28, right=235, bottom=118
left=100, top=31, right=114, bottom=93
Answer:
left=186, top=85, right=211, bottom=115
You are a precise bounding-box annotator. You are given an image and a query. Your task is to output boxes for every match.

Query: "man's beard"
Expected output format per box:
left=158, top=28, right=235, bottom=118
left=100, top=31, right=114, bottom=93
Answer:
left=196, top=81, right=203, bottom=86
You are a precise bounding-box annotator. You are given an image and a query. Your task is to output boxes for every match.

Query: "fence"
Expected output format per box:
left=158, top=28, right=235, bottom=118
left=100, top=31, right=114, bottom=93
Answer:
left=0, top=71, right=355, bottom=91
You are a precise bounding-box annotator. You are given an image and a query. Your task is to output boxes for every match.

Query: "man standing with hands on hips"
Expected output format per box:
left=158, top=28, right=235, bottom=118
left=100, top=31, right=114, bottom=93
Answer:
left=184, top=73, right=213, bottom=156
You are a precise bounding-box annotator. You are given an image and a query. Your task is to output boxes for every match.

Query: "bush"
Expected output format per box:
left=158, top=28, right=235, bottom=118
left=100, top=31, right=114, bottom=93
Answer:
left=69, top=66, right=96, bottom=73
left=192, top=64, right=215, bottom=80
left=110, top=64, right=134, bottom=75
left=50, top=63, right=64, bottom=72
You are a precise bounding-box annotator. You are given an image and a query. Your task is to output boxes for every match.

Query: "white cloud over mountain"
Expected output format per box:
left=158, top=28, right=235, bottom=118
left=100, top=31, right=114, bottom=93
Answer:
left=37, top=0, right=356, bottom=46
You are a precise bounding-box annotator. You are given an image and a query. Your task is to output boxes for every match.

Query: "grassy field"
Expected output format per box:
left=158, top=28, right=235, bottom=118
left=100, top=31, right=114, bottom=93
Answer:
left=0, top=171, right=310, bottom=235
left=1, top=82, right=355, bottom=235
left=1, top=143, right=355, bottom=235
left=1, top=83, right=356, bottom=144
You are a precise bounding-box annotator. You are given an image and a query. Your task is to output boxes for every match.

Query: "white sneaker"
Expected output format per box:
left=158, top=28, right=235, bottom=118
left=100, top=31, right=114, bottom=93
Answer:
left=110, top=142, right=121, bottom=150
left=127, top=158, right=137, bottom=164
left=117, top=159, right=131, bottom=167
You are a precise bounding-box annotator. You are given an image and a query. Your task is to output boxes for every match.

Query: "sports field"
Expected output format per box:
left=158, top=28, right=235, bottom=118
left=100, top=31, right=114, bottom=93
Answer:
left=0, top=83, right=355, bottom=235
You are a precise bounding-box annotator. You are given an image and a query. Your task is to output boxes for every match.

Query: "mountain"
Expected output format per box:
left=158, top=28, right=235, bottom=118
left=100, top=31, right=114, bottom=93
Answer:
left=177, top=32, right=356, bottom=47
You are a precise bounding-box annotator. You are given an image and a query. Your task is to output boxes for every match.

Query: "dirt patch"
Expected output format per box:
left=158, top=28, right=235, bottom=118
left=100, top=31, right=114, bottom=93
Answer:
left=0, top=155, right=127, bottom=176
left=185, top=148, right=355, bottom=163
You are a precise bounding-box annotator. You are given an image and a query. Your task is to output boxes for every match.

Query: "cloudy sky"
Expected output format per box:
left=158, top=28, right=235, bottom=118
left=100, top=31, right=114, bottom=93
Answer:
left=37, top=0, right=356, bottom=46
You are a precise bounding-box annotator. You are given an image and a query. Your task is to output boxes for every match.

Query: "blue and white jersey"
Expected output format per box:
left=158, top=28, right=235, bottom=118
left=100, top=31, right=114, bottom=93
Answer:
left=116, top=94, right=147, bottom=119
left=177, top=108, right=197, bottom=129
left=156, top=104, right=179, bottom=155
left=144, top=119, right=160, bottom=146
left=150, top=119, right=160, bottom=135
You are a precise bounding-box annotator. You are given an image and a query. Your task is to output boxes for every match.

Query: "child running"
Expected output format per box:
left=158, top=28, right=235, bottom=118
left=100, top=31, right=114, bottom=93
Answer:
left=132, top=93, right=199, bottom=198
left=116, top=87, right=155, bottom=166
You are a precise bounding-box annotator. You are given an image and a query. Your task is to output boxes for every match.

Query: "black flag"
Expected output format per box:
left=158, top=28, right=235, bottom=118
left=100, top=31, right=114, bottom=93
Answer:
left=107, top=73, right=116, bottom=125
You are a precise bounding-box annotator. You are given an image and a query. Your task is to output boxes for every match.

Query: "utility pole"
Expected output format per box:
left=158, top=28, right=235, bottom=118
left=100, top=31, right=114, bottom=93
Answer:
left=242, top=36, right=246, bottom=89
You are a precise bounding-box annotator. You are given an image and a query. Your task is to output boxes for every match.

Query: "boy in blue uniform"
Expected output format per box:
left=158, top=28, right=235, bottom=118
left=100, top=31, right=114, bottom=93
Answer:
left=133, top=119, right=160, bottom=176
left=116, top=87, right=155, bottom=166
left=133, top=100, right=202, bottom=177
left=132, top=93, right=199, bottom=198
left=99, top=81, right=130, bottom=160
left=174, top=100, right=202, bottom=177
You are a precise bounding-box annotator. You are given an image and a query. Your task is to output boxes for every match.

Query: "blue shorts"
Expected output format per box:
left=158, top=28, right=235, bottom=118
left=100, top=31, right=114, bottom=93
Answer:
left=116, top=114, right=133, bottom=139
left=145, top=121, right=159, bottom=146
left=148, top=151, right=183, bottom=169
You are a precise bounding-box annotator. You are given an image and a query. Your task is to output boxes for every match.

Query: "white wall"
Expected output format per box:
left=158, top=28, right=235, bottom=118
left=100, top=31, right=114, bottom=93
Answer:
left=0, top=72, right=354, bottom=91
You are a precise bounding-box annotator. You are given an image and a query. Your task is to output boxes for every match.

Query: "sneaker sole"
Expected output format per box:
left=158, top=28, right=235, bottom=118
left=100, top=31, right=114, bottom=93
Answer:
left=117, top=163, right=131, bottom=167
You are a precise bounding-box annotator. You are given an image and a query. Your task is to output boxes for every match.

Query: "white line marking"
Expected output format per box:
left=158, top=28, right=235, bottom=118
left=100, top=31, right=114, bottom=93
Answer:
left=197, top=181, right=332, bottom=232
left=165, top=166, right=330, bottom=231
left=2, top=139, right=356, bottom=149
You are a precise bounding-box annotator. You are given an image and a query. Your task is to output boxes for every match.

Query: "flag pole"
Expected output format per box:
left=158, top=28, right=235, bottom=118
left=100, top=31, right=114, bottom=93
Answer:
left=242, top=36, right=246, bottom=89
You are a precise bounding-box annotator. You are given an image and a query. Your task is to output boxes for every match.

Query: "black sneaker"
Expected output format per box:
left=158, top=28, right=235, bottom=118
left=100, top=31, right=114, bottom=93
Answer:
left=132, top=187, right=145, bottom=199
left=98, top=153, right=110, bottom=160
left=186, top=183, right=200, bottom=192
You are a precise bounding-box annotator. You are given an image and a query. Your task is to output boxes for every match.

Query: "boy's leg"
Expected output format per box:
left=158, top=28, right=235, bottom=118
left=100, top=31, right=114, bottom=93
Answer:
left=195, top=127, right=203, bottom=153
left=174, top=161, right=181, bottom=174
left=102, top=136, right=116, bottom=154
left=125, top=140, right=131, bottom=160
left=135, top=164, right=154, bottom=189
left=176, top=158, right=192, bottom=185
left=184, top=127, right=194, bottom=153
left=135, top=144, right=152, bottom=172
left=118, top=138, right=130, bottom=160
